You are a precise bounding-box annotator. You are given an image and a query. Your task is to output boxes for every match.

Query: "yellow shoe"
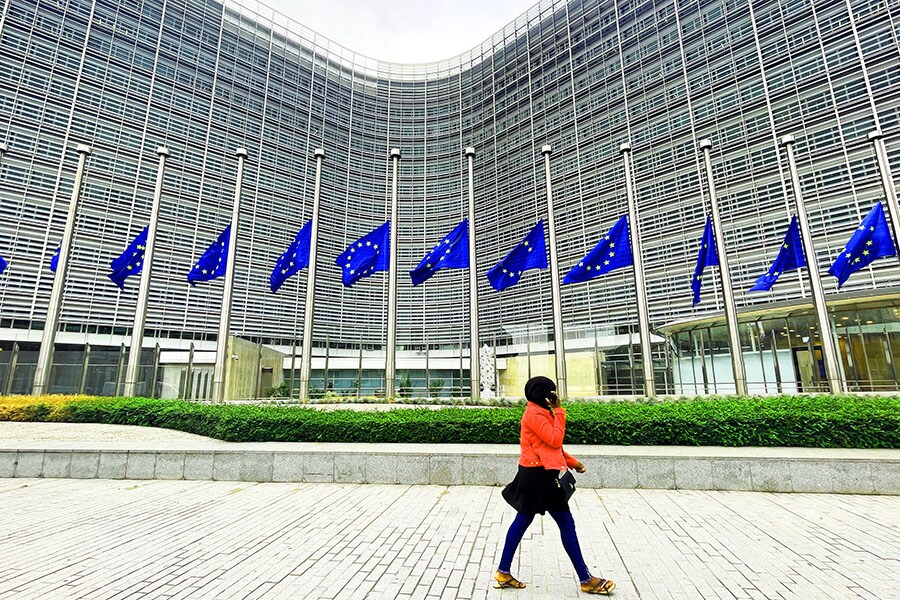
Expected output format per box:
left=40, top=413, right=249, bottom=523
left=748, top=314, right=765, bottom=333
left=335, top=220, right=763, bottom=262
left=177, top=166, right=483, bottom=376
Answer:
left=581, top=576, right=615, bottom=594
left=493, top=571, right=526, bottom=589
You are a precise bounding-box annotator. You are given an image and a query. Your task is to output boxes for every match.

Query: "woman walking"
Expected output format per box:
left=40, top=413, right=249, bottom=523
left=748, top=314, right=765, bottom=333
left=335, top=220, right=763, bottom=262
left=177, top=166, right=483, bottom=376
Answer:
left=494, top=375, right=615, bottom=595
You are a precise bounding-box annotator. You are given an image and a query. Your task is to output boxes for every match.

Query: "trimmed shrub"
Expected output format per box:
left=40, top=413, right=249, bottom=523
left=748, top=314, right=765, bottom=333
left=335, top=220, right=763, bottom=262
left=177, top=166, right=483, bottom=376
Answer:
left=0, top=394, right=897, bottom=448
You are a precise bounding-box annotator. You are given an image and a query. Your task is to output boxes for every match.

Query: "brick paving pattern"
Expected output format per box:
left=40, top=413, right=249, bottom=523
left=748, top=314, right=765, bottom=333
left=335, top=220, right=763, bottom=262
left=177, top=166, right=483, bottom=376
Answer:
left=0, top=479, right=896, bottom=599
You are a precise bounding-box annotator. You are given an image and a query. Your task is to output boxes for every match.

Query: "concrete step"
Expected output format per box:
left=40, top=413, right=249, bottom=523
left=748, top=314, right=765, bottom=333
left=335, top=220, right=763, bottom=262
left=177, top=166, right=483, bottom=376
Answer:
left=2, top=440, right=897, bottom=494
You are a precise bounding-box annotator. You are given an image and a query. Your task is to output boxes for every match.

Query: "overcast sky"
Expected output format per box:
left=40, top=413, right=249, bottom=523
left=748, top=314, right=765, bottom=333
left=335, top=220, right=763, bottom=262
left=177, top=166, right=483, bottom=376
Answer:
left=259, top=0, right=538, bottom=63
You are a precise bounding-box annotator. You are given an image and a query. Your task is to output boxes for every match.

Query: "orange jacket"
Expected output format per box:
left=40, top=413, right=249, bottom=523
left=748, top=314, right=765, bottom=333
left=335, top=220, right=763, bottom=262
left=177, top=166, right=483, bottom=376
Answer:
left=518, top=402, right=580, bottom=471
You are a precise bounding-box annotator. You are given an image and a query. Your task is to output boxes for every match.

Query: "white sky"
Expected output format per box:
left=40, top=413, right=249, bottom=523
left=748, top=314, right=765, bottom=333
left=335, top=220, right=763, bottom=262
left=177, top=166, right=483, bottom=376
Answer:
left=259, top=0, right=539, bottom=64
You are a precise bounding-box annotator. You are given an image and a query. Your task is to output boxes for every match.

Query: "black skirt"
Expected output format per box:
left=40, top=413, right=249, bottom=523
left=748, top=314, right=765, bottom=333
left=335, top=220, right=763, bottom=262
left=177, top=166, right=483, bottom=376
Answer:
left=501, top=465, right=570, bottom=515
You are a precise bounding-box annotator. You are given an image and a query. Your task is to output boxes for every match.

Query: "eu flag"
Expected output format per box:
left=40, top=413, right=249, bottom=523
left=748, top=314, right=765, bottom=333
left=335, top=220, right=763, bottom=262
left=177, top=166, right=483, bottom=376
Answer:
left=270, top=219, right=312, bottom=293
left=187, top=225, right=230, bottom=286
left=0, top=254, right=7, bottom=275
left=486, top=220, right=548, bottom=291
left=337, top=221, right=390, bottom=287
left=563, top=215, right=632, bottom=284
left=749, top=216, right=806, bottom=292
left=691, top=216, right=719, bottom=306
left=108, top=226, right=148, bottom=290
left=828, top=201, right=896, bottom=288
left=50, top=243, right=60, bottom=272
left=409, top=219, right=469, bottom=286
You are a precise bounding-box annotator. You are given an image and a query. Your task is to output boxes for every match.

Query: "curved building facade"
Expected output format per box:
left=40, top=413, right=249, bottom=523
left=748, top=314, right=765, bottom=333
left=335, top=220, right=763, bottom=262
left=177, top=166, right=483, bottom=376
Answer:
left=0, top=0, right=899, bottom=397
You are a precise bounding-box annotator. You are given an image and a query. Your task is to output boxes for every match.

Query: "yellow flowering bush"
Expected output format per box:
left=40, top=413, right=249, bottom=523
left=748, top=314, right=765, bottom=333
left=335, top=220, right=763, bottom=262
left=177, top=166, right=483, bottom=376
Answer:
left=0, top=395, right=87, bottom=421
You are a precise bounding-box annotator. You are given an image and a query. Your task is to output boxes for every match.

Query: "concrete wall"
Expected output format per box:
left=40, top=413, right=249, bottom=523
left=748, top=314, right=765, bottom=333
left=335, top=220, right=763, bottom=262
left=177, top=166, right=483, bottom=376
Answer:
left=225, top=337, right=285, bottom=400
left=498, top=352, right=600, bottom=398
left=3, top=444, right=897, bottom=494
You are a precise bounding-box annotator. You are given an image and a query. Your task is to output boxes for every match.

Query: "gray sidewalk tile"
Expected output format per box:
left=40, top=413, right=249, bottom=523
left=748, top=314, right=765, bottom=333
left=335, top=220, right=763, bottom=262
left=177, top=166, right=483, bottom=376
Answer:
left=636, top=457, right=675, bottom=489
left=13, top=451, right=43, bottom=478
left=239, top=452, right=274, bottom=482
left=826, top=461, right=874, bottom=494
left=70, top=452, right=100, bottom=479
left=0, top=452, right=17, bottom=478
left=395, top=454, right=430, bottom=485
left=869, top=462, right=900, bottom=495
left=154, top=452, right=186, bottom=480
left=212, top=452, right=242, bottom=481
left=673, top=457, right=713, bottom=489
left=750, top=459, right=794, bottom=492
left=183, top=452, right=214, bottom=480
left=598, top=456, right=639, bottom=488
left=125, top=452, right=158, bottom=480
left=41, top=451, right=72, bottom=478
left=366, top=453, right=401, bottom=484
left=429, top=455, right=462, bottom=486
left=711, top=459, right=752, bottom=491
left=303, top=452, right=335, bottom=482
left=97, top=452, right=127, bottom=479
left=272, top=452, right=303, bottom=482
left=334, top=452, right=366, bottom=483
left=461, top=455, right=513, bottom=486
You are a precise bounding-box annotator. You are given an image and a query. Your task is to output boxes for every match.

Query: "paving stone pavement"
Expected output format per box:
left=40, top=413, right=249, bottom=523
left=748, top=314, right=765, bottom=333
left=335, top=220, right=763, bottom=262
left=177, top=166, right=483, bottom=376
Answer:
left=1, top=479, right=898, bottom=600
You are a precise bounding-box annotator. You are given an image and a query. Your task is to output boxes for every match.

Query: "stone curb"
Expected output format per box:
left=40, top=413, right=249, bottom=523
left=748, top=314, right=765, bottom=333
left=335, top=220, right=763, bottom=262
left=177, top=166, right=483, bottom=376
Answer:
left=1, top=443, right=897, bottom=494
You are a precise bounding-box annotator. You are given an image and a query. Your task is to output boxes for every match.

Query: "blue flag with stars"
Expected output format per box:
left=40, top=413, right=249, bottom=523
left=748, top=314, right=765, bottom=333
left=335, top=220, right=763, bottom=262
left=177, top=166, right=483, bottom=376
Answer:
left=749, top=216, right=806, bottom=292
left=827, top=201, right=896, bottom=288
left=0, top=254, right=7, bottom=275
left=187, top=225, right=230, bottom=286
left=337, top=221, right=390, bottom=287
left=108, top=226, right=148, bottom=290
left=270, top=219, right=312, bottom=293
left=691, top=216, right=719, bottom=306
left=409, top=219, right=469, bottom=286
left=486, top=220, right=548, bottom=291
left=50, top=243, right=61, bottom=272
left=563, top=215, right=632, bottom=285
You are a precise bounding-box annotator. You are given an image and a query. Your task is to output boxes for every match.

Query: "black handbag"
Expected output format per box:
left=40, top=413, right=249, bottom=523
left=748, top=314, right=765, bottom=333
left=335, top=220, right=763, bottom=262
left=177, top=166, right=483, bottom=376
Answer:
left=558, top=470, right=576, bottom=501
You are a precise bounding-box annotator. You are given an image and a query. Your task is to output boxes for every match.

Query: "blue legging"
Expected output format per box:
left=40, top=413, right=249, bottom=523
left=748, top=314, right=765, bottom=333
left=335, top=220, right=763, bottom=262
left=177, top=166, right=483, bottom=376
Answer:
left=498, top=511, right=591, bottom=583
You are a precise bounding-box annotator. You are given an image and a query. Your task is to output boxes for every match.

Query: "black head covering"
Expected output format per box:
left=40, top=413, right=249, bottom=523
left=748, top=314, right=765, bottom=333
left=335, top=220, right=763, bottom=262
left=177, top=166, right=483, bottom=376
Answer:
left=524, top=376, right=556, bottom=405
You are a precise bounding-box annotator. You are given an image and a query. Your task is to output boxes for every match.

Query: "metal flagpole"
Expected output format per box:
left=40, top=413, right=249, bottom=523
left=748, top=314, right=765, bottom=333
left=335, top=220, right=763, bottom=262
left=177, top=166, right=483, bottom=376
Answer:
left=324, top=332, right=330, bottom=393
left=386, top=148, right=400, bottom=399
left=699, top=140, right=748, bottom=396
left=299, top=148, right=325, bottom=401
left=151, top=343, right=160, bottom=398
left=357, top=332, right=364, bottom=398
left=78, top=343, right=90, bottom=395
left=124, top=146, right=169, bottom=397
left=779, top=135, right=843, bottom=393
left=212, top=148, right=248, bottom=403
left=5, top=343, right=18, bottom=395
left=869, top=130, right=900, bottom=257
left=526, top=326, right=532, bottom=380
left=0, top=142, right=8, bottom=162
left=541, top=145, right=567, bottom=398
left=619, top=142, right=656, bottom=398
left=458, top=330, right=464, bottom=396
left=185, top=342, right=194, bottom=399
left=288, top=339, right=296, bottom=397
left=254, top=343, right=263, bottom=398
left=465, top=147, right=481, bottom=400
left=493, top=332, right=499, bottom=397
left=115, top=343, right=126, bottom=394
left=425, top=333, right=430, bottom=397
left=33, top=143, right=92, bottom=395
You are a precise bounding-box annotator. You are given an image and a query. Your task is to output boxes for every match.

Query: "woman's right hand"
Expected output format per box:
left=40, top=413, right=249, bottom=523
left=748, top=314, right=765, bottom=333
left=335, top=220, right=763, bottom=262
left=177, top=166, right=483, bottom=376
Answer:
left=547, top=390, right=561, bottom=409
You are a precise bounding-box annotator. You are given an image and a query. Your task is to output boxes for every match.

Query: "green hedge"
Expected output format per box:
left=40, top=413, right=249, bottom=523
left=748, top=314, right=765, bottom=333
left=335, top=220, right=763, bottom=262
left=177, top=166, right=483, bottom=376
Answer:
left=5, top=394, right=899, bottom=448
